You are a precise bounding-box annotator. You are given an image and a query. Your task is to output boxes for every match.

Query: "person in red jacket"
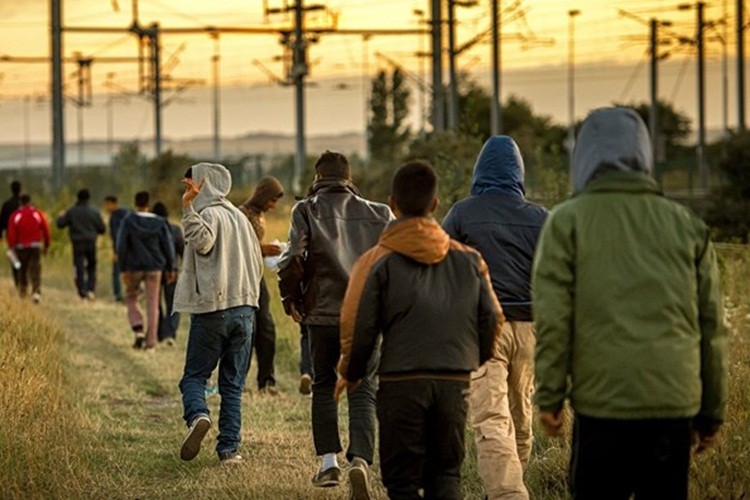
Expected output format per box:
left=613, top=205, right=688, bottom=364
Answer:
left=6, top=194, right=51, bottom=302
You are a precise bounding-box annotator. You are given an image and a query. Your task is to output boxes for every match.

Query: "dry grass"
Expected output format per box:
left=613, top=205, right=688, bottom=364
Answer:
left=1, top=214, right=748, bottom=499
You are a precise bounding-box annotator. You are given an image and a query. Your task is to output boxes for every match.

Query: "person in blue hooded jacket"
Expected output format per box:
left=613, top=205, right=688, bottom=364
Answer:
left=442, top=136, right=547, bottom=499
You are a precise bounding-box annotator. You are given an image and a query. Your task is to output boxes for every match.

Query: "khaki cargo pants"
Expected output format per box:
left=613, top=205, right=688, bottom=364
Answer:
left=470, top=321, right=535, bottom=499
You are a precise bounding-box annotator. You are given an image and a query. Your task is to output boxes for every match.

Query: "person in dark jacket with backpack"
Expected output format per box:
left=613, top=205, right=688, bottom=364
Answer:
left=56, top=188, right=106, bottom=299
left=117, top=192, right=176, bottom=350
left=104, top=195, right=131, bottom=301
left=442, top=136, right=547, bottom=499
left=337, top=161, right=503, bottom=499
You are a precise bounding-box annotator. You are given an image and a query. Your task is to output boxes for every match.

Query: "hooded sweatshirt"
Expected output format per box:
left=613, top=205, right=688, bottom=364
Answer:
left=532, top=107, right=726, bottom=431
left=338, top=217, right=503, bottom=382
left=443, top=136, right=547, bottom=321
left=238, top=176, right=284, bottom=242
left=116, top=210, right=175, bottom=272
left=174, top=163, right=263, bottom=314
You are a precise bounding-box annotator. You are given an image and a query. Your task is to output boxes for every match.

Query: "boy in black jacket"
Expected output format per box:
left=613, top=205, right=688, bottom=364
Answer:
left=336, top=161, right=503, bottom=499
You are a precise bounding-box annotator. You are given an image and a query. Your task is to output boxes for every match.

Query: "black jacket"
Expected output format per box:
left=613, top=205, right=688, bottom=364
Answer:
left=109, top=207, right=130, bottom=246
left=116, top=212, right=176, bottom=272
left=0, top=195, right=22, bottom=238
left=338, top=217, right=502, bottom=381
left=277, top=178, right=393, bottom=325
left=56, top=201, right=106, bottom=243
left=443, top=136, right=548, bottom=321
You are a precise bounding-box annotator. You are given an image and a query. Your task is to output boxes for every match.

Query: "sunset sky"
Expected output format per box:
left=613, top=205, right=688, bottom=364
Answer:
left=0, top=0, right=742, bottom=145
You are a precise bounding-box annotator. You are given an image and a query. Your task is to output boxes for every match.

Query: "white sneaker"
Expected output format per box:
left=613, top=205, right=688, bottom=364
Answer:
left=31, top=293, right=41, bottom=304
left=180, top=414, right=211, bottom=461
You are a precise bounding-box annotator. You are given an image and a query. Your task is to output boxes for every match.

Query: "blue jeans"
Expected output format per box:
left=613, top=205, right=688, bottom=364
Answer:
left=179, top=305, right=256, bottom=456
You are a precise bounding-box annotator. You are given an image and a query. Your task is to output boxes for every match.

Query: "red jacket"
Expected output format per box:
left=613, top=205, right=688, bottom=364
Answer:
left=7, top=205, right=51, bottom=250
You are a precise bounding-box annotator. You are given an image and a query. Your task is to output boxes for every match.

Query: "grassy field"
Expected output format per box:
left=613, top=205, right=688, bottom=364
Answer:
left=0, top=212, right=748, bottom=499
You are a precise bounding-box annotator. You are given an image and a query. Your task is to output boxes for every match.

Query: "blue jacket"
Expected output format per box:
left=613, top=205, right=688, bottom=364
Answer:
left=442, top=135, right=548, bottom=321
left=108, top=207, right=130, bottom=246
left=116, top=211, right=176, bottom=272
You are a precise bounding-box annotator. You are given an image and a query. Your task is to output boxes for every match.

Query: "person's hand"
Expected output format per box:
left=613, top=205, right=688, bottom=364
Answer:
left=182, top=178, right=205, bottom=207
left=539, top=410, right=565, bottom=437
left=692, top=429, right=720, bottom=454
left=112, top=254, right=118, bottom=264
left=289, top=303, right=303, bottom=323
left=42, top=246, right=49, bottom=256
left=334, top=378, right=362, bottom=403
left=262, top=243, right=282, bottom=257
left=165, top=271, right=177, bottom=284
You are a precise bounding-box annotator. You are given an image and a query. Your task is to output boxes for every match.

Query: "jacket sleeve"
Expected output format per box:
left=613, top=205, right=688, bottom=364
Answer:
left=56, top=210, right=70, bottom=229
left=441, top=205, right=461, bottom=240
left=6, top=212, right=17, bottom=247
left=95, top=211, right=106, bottom=235
left=531, top=211, right=575, bottom=414
left=116, top=220, right=128, bottom=269
left=277, top=203, right=309, bottom=307
left=161, top=221, right=177, bottom=271
left=173, top=226, right=185, bottom=259
left=182, top=204, right=217, bottom=255
left=40, top=211, right=51, bottom=248
left=338, top=248, right=387, bottom=382
left=476, top=254, right=504, bottom=365
left=693, top=231, right=728, bottom=434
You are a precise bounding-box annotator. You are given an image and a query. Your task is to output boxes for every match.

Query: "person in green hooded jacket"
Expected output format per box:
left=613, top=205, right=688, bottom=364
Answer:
left=532, top=107, right=727, bottom=499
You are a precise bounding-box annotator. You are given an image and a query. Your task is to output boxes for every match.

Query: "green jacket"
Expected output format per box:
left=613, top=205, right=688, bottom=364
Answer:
left=532, top=171, right=727, bottom=430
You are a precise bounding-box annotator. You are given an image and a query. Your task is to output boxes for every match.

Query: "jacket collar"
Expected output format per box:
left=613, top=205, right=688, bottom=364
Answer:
left=379, top=216, right=451, bottom=265
left=308, top=178, right=361, bottom=197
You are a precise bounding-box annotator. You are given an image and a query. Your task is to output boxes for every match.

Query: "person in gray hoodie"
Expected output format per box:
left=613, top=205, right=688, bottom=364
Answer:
left=176, top=163, right=263, bottom=465
left=442, top=136, right=547, bottom=499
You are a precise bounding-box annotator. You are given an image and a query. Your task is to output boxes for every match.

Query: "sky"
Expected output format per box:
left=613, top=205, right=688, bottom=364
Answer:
left=0, top=0, right=744, bottom=146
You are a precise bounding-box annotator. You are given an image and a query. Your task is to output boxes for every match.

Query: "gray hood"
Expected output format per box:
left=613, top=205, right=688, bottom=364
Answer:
left=572, top=107, right=653, bottom=193
left=190, top=162, right=235, bottom=212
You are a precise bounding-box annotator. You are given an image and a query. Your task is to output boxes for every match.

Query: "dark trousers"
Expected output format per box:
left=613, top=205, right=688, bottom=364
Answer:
left=308, top=324, right=378, bottom=463
left=112, top=258, right=122, bottom=300
left=157, top=278, right=180, bottom=341
left=9, top=261, right=20, bottom=287
left=569, top=415, right=692, bottom=500
left=72, top=240, right=97, bottom=297
left=299, top=323, right=312, bottom=376
left=377, top=378, right=469, bottom=500
left=249, top=277, right=276, bottom=388
left=16, top=247, right=41, bottom=296
left=179, top=306, right=255, bottom=455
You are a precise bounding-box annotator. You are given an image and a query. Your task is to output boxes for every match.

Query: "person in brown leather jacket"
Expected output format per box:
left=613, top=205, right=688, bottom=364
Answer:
left=239, top=176, right=285, bottom=395
left=277, top=151, right=393, bottom=498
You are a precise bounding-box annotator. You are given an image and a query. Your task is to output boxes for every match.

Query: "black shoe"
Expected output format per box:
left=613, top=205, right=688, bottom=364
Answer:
left=312, top=466, right=342, bottom=488
left=132, top=334, right=146, bottom=349
left=219, top=451, right=244, bottom=465
left=299, top=373, right=312, bottom=395
left=180, top=414, right=211, bottom=461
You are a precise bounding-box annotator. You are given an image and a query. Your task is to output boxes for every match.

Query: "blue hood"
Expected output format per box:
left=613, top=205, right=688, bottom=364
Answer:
left=471, top=136, right=525, bottom=197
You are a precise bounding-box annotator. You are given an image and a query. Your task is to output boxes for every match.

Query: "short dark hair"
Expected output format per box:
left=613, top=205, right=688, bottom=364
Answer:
left=152, top=201, right=168, bottom=218
left=134, top=191, right=150, bottom=208
left=104, top=195, right=118, bottom=203
left=20, top=194, right=31, bottom=204
left=315, top=150, right=351, bottom=179
left=77, top=189, right=90, bottom=201
left=10, top=181, right=21, bottom=195
left=391, top=161, right=438, bottom=217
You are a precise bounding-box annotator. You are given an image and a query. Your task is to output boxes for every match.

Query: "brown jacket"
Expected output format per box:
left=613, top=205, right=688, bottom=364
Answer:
left=277, top=178, right=393, bottom=325
left=338, top=217, right=503, bottom=382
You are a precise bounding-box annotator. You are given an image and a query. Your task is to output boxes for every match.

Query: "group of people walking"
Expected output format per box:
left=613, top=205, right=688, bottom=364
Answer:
left=175, top=106, right=727, bottom=500
left=3, top=106, right=727, bottom=499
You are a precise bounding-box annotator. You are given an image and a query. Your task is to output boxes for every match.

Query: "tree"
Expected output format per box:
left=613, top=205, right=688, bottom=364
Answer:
left=706, top=132, right=750, bottom=242
left=614, top=100, right=692, bottom=151
left=368, top=68, right=411, bottom=163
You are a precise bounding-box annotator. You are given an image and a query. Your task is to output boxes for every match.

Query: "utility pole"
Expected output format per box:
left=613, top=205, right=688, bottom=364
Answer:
left=211, top=32, right=221, bottom=162
left=697, top=2, right=708, bottom=192
left=650, top=18, right=659, bottom=168
left=106, top=72, right=114, bottom=157
left=292, top=0, right=308, bottom=196
left=447, top=0, right=458, bottom=130
left=23, top=96, right=30, bottom=169
left=567, top=9, right=580, bottom=170
left=414, top=9, right=427, bottom=135
left=51, top=0, right=65, bottom=189
left=431, top=0, right=445, bottom=132
left=722, top=0, right=729, bottom=137
left=362, top=34, right=371, bottom=164
left=490, top=0, right=502, bottom=135
left=149, top=23, right=163, bottom=158
left=738, top=0, right=746, bottom=131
